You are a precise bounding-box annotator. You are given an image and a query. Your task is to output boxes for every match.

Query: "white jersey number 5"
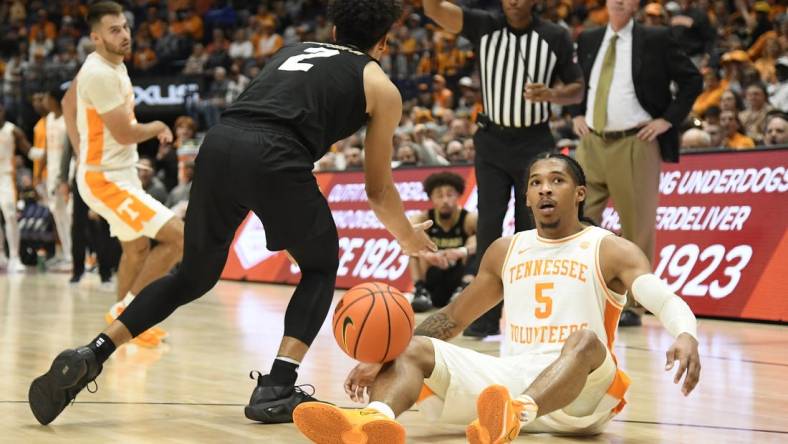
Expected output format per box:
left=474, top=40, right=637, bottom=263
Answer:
left=279, top=47, right=340, bottom=72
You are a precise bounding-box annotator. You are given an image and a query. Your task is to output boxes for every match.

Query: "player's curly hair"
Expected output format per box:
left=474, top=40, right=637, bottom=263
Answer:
left=527, top=152, right=595, bottom=226
left=423, top=172, right=465, bottom=197
left=328, top=0, right=403, bottom=52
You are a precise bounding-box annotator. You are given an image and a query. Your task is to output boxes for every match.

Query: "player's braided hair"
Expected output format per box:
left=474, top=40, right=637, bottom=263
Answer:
left=423, top=171, right=466, bottom=197
left=328, top=0, right=403, bottom=52
left=527, top=152, right=596, bottom=226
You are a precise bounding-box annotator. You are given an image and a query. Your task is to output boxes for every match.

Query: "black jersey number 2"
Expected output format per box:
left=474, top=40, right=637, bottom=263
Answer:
left=278, top=47, right=340, bottom=72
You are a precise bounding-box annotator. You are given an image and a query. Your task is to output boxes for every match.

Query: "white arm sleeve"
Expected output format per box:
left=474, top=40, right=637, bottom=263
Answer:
left=631, top=274, right=698, bottom=340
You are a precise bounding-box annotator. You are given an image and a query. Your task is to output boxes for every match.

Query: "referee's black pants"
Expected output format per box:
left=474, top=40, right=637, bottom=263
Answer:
left=118, top=123, right=338, bottom=348
left=471, top=122, right=555, bottom=330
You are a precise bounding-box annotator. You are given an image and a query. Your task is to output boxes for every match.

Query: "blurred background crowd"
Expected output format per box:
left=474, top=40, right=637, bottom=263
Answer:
left=0, top=0, right=786, bottom=277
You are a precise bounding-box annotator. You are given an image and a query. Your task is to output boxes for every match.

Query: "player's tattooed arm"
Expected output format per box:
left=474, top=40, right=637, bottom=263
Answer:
left=414, top=311, right=459, bottom=340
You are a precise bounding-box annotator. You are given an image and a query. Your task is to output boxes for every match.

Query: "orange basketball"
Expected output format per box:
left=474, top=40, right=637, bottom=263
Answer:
left=332, top=282, right=415, bottom=363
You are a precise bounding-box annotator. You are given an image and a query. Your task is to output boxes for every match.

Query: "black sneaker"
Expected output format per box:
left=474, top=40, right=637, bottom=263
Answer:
left=411, top=286, right=433, bottom=313
left=244, top=371, right=320, bottom=424
left=29, top=347, right=103, bottom=425
left=618, top=309, right=642, bottom=327
left=463, top=319, right=500, bottom=338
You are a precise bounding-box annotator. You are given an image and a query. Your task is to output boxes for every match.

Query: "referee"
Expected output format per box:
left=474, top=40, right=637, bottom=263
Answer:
left=424, top=0, right=584, bottom=337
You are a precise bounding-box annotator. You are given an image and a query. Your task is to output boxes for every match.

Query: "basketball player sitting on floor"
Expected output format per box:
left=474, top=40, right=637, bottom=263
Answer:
left=293, top=152, right=702, bottom=444
left=409, top=171, right=477, bottom=313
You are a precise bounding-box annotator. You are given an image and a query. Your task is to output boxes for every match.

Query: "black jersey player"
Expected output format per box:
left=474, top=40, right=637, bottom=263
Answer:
left=29, top=0, right=436, bottom=426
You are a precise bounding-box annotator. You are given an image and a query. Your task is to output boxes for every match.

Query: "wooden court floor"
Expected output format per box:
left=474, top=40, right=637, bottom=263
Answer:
left=1, top=273, right=786, bottom=443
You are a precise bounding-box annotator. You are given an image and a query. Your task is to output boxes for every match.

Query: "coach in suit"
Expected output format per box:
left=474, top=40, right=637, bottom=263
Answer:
left=569, top=0, right=701, bottom=326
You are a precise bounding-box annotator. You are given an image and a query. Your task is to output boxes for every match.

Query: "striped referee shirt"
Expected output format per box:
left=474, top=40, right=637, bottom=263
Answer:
left=461, top=8, right=582, bottom=128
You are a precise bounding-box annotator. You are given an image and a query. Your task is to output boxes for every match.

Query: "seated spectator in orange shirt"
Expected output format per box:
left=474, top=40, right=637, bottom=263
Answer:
left=181, top=8, right=204, bottom=40
left=693, top=68, right=727, bottom=117
left=256, top=19, right=283, bottom=60
left=398, top=27, right=418, bottom=56
left=133, top=38, right=157, bottom=73
left=753, top=37, right=780, bottom=85
left=432, top=75, right=454, bottom=110
left=145, top=6, right=167, bottom=40
left=720, top=110, right=756, bottom=149
left=29, top=9, right=56, bottom=42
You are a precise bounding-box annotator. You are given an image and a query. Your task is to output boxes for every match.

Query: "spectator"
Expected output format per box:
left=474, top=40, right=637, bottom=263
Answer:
left=720, top=110, right=755, bottom=149
left=188, top=66, right=229, bottom=129
left=681, top=127, right=712, bottom=149
left=739, top=82, right=773, bottom=142
left=137, top=157, right=168, bottom=205
left=643, top=3, right=667, bottom=27
left=166, top=160, right=195, bottom=219
left=445, top=140, right=468, bottom=164
left=669, top=0, right=716, bottom=66
left=395, top=143, right=420, bottom=167
left=183, top=43, right=208, bottom=76
left=770, top=56, right=788, bottom=111
left=432, top=74, right=454, bottom=110
left=29, top=31, right=53, bottom=62
left=753, top=36, right=781, bottom=85
left=229, top=28, right=254, bottom=60
left=145, top=6, right=167, bottom=40
left=720, top=50, right=751, bottom=94
left=28, top=9, right=56, bottom=43
left=764, top=112, right=788, bottom=145
left=205, top=28, right=230, bottom=70
left=226, top=61, right=250, bottom=105
left=256, top=18, right=283, bottom=61
left=133, top=38, right=157, bottom=73
left=704, top=123, right=724, bottom=147
left=456, top=76, right=483, bottom=122
left=343, top=146, right=363, bottom=171
left=720, top=89, right=743, bottom=113
left=693, top=68, right=727, bottom=117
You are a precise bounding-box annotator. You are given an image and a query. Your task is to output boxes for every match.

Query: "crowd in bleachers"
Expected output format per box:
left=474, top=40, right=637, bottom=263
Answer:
left=2, top=2, right=787, bottom=174
left=0, top=0, right=786, bottom=181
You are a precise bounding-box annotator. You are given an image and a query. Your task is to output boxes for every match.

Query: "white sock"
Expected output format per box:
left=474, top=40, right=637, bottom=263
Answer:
left=367, top=401, right=395, bottom=420
left=514, top=394, right=539, bottom=425
left=122, top=292, right=135, bottom=307
left=275, top=356, right=301, bottom=366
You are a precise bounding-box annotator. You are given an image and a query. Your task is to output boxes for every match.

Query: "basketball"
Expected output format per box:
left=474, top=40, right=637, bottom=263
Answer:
left=332, top=282, right=415, bottom=363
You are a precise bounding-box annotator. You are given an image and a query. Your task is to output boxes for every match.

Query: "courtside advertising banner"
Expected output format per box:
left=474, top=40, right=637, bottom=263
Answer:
left=221, top=149, right=787, bottom=321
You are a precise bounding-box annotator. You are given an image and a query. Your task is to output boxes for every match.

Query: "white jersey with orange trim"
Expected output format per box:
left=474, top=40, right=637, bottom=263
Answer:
left=500, top=226, right=628, bottom=358
left=45, top=112, right=67, bottom=190
left=75, top=52, right=138, bottom=171
left=0, top=121, right=17, bottom=175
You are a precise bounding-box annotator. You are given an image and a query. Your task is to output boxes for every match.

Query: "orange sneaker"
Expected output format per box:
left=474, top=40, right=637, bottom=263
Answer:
left=466, top=385, right=524, bottom=444
left=293, top=402, right=405, bottom=444
left=148, top=326, right=168, bottom=340
left=130, top=329, right=161, bottom=348
left=105, top=301, right=169, bottom=341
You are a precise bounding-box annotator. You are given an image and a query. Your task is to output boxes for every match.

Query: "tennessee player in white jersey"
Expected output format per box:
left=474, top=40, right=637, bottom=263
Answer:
left=40, top=89, right=73, bottom=268
left=294, top=153, right=702, bottom=444
left=61, top=1, right=183, bottom=347
left=0, top=102, right=32, bottom=272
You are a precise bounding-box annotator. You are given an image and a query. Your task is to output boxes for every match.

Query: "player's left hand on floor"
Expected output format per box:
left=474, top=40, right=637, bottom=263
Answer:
left=665, top=333, right=701, bottom=396
left=344, top=362, right=384, bottom=403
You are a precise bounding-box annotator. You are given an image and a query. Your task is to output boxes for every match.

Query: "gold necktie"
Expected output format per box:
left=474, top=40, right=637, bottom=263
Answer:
left=593, top=34, right=618, bottom=131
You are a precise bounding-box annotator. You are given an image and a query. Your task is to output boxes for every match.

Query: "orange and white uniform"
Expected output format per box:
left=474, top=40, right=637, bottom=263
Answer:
left=418, top=226, right=630, bottom=434
left=0, top=120, right=21, bottom=261
left=75, top=52, right=173, bottom=241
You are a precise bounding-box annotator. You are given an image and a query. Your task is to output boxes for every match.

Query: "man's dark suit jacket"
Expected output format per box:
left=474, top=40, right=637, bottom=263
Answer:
left=568, top=23, right=702, bottom=163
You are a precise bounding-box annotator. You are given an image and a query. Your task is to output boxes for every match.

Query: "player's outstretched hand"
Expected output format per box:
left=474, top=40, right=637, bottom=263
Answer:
left=665, top=333, right=701, bottom=396
left=344, top=362, right=384, bottom=403
left=156, top=122, right=174, bottom=145
left=400, top=220, right=438, bottom=256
